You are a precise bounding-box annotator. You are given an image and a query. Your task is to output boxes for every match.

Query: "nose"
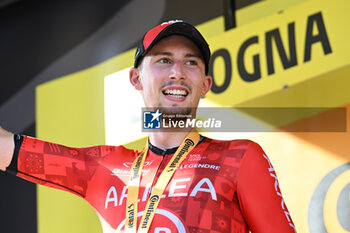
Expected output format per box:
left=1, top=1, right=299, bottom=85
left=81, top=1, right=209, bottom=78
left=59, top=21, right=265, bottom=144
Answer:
left=169, top=61, right=185, bottom=80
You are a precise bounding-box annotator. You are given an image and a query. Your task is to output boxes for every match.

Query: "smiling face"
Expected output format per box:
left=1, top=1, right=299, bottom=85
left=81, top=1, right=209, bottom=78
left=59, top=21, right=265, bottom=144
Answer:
left=130, top=35, right=212, bottom=115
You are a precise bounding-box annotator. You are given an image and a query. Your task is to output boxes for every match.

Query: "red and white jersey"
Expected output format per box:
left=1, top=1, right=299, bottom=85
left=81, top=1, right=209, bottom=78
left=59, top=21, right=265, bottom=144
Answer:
left=7, top=135, right=296, bottom=233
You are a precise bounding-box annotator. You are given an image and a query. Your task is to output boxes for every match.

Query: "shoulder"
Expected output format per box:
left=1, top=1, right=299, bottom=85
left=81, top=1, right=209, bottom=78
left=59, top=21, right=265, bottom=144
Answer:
left=199, top=136, right=266, bottom=161
left=85, top=144, right=139, bottom=160
left=20, top=135, right=138, bottom=159
left=202, top=136, right=262, bottom=151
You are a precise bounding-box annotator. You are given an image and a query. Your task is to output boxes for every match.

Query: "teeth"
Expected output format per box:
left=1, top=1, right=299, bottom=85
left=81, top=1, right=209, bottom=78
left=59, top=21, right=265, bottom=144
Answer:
left=163, top=89, right=187, bottom=96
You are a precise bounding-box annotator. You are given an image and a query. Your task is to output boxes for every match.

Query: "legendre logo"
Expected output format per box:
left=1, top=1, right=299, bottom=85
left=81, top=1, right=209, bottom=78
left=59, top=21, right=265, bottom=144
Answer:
left=141, top=195, right=160, bottom=229
left=167, top=139, right=194, bottom=172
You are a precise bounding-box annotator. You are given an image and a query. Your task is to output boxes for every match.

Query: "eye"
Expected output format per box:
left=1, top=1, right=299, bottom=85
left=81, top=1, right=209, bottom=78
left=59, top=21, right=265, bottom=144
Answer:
left=158, top=58, right=171, bottom=64
left=185, top=60, right=198, bottom=66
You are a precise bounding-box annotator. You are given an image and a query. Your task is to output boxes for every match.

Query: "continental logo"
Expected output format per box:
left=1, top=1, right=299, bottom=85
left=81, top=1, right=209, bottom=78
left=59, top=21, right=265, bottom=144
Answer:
left=167, top=139, right=195, bottom=172
left=127, top=204, right=135, bottom=229
left=308, top=162, right=350, bottom=232
left=141, top=195, right=160, bottom=229
left=130, top=153, right=144, bottom=181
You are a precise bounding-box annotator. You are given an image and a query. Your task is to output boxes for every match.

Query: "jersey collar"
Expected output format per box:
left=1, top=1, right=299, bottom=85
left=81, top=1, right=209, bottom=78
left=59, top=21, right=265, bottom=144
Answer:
left=148, top=135, right=205, bottom=156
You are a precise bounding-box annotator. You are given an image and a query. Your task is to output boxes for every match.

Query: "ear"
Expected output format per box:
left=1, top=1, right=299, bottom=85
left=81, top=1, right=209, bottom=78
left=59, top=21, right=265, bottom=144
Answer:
left=129, top=67, right=143, bottom=90
left=201, top=75, right=212, bottom=97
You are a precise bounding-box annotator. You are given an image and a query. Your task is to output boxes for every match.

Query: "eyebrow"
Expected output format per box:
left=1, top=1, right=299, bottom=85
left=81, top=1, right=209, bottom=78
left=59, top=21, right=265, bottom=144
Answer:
left=152, top=51, right=202, bottom=59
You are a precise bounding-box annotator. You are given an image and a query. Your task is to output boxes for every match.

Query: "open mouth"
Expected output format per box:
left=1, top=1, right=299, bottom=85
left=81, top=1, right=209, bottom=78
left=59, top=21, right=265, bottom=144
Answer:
left=162, top=89, right=189, bottom=98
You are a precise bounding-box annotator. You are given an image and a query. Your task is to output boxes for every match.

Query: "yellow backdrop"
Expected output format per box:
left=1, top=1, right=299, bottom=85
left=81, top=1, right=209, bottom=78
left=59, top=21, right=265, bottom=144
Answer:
left=36, top=0, right=350, bottom=232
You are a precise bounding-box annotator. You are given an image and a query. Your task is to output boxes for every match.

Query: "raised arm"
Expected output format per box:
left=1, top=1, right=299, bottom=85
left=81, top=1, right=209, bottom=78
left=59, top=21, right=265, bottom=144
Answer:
left=0, top=126, right=14, bottom=171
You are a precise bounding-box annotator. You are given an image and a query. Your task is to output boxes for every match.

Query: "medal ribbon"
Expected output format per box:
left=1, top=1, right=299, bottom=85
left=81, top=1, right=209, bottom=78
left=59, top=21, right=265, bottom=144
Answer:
left=125, top=130, right=200, bottom=233
left=125, top=143, right=148, bottom=233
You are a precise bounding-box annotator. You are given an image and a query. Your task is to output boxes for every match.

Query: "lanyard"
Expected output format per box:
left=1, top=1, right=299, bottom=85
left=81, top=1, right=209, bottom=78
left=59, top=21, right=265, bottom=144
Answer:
left=125, top=130, right=200, bottom=233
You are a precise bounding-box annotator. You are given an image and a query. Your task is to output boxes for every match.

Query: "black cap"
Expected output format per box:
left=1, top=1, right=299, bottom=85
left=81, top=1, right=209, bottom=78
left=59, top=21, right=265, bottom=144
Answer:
left=134, top=20, right=211, bottom=75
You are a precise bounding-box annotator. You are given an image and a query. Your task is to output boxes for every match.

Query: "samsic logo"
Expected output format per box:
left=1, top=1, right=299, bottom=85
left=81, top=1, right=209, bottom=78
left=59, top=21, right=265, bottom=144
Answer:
left=308, top=162, right=350, bottom=233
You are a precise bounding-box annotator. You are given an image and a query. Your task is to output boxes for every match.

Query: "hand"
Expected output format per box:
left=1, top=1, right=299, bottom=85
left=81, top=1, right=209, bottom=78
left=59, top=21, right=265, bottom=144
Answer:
left=0, top=126, right=15, bottom=171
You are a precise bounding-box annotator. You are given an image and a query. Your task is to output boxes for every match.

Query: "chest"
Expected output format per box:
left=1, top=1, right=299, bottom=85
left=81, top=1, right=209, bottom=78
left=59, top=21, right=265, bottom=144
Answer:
left=85, top=146, right=245, bottom=232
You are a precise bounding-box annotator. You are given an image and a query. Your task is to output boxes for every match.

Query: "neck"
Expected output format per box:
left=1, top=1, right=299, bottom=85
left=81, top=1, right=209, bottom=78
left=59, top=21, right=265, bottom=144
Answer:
left=149, top=129, right=192, bottom=149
